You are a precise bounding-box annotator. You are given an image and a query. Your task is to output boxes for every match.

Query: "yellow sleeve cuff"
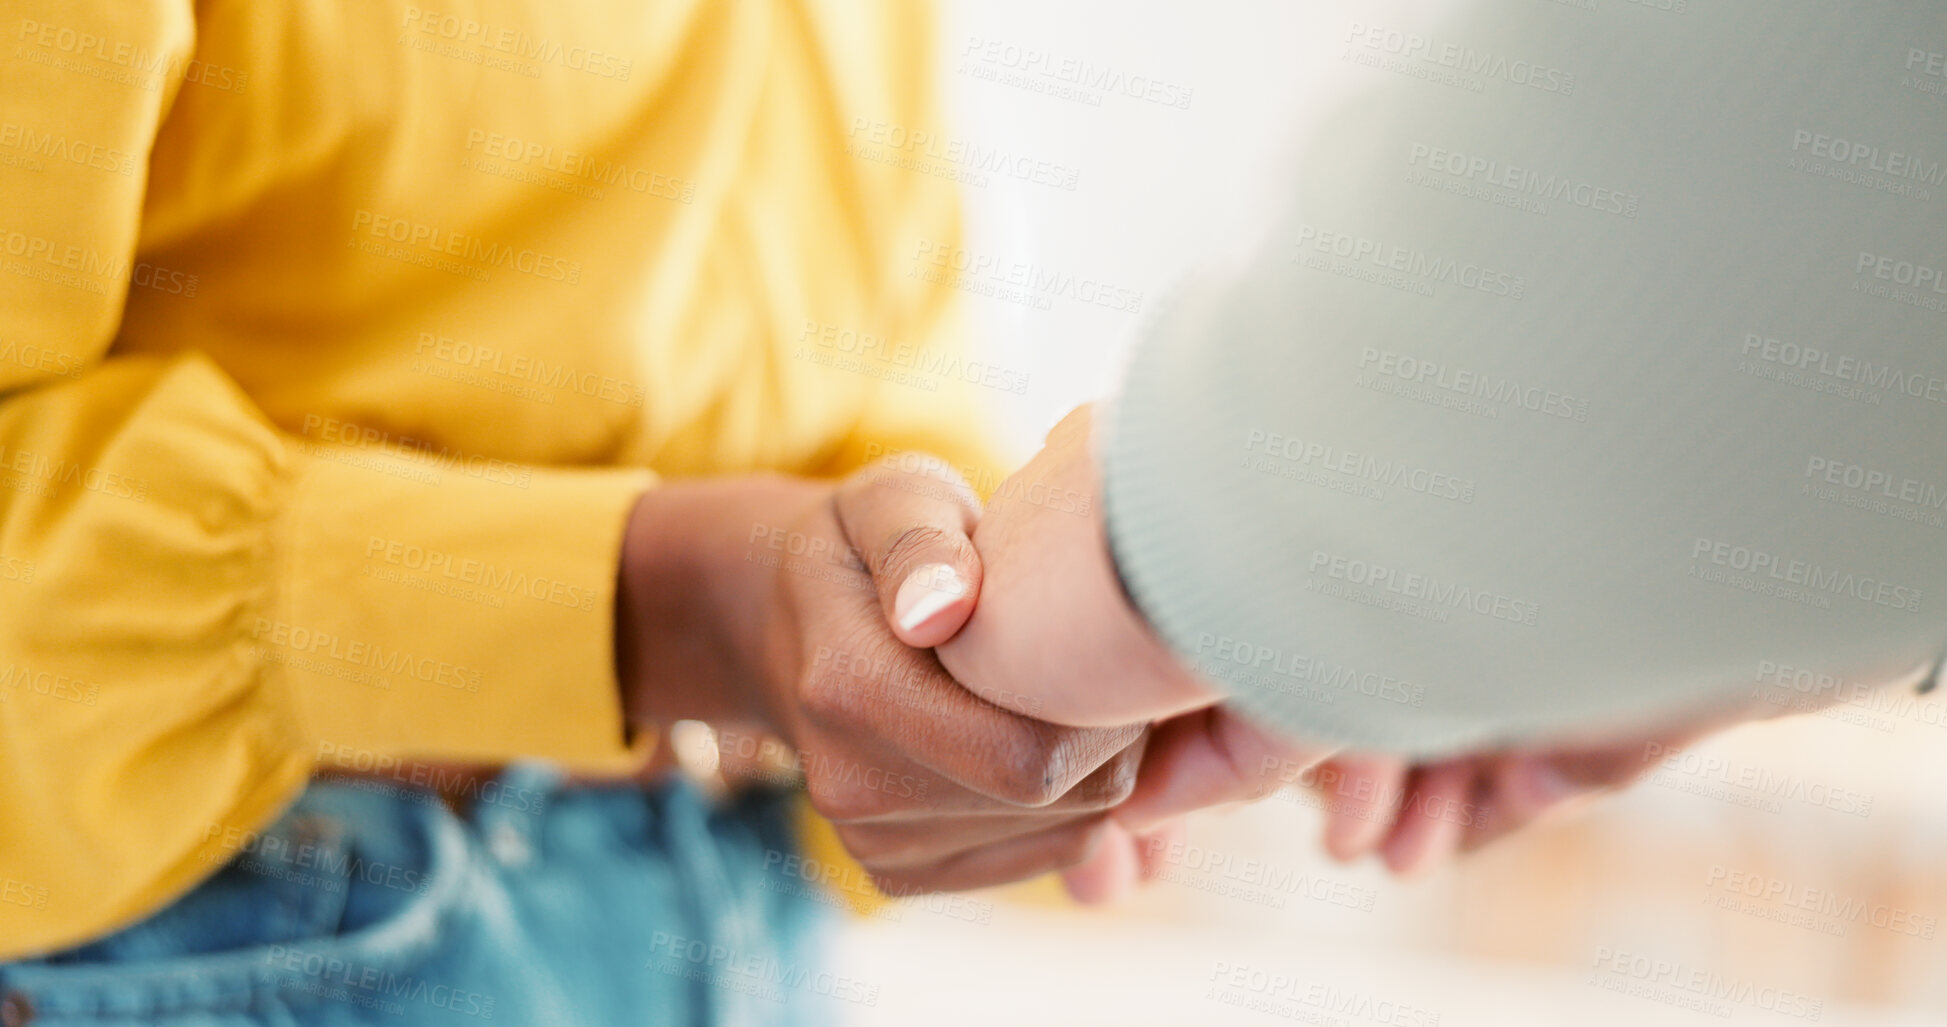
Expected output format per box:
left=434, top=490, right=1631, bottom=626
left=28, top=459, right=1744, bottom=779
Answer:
left=267, top=440, right=654, bottom=774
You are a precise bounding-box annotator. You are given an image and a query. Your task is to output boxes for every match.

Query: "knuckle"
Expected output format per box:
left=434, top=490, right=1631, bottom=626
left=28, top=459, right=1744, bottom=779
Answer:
left=795, top=633, right=882, bottom=728
left=984, top=729, right=1067, bottom=807
left=1003, top=724, right=1141, bottom=809
left=1068, top=750, right=1142, bottom=811
left=878, top=523, right=963, bottom=579
left=795, top=669, right=854, bottom=730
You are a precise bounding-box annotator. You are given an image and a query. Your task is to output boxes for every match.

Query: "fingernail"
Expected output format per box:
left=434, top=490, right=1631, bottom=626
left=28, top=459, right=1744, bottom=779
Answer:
left=895, top=563, right=966, bottom=634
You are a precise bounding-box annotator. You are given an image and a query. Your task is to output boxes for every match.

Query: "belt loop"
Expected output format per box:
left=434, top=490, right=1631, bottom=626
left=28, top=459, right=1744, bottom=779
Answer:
left=474, top=761, right=562, bottom=869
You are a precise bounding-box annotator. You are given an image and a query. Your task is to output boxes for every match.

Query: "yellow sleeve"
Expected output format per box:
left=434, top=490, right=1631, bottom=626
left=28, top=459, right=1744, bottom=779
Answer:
left=0, top=2, right=647, bottom=958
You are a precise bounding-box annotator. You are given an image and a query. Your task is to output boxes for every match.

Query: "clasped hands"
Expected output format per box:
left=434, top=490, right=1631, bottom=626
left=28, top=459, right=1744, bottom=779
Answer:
left=615, top=406, right=1698, bottom=903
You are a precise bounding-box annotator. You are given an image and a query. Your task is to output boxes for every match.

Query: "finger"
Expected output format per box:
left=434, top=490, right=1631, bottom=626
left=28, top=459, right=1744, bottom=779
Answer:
left=837, top=808, right=1102, bottom=869
left=835, top=457, right=983, bottom=648
left=1457, top=755, right=1573, bottom=853
left=1459, top=742, right=1663, bottom=852
left=813, top=734, right=1148, bottom=866
left=1314, top=754, right=1409, bottom=863
left=1112, top=708, right=1329, bottom=835
left=865, top=816, right=1114, bottom=897
left=1059, top=821, right=1142, bottom=905
left=1134, top=818, right=1186, bottom=882
left=1379, top=760, right=1477, bottom=878
left=798, top=640, right=1146, bottom=809
left=834, top=735, right=1150, bottom=824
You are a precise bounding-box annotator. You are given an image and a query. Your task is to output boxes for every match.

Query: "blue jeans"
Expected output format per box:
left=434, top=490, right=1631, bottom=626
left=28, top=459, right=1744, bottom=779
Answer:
left=0, top=765, right=836, bottom=1026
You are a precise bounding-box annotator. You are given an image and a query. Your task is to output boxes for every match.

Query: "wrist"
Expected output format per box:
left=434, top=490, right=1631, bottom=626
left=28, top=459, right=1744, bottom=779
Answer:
left=615, top=475, right=827, bottom=732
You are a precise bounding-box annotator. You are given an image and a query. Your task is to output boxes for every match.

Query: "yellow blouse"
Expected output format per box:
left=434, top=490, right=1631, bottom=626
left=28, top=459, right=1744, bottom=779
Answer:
left=0, top=0, right=997, bottom=957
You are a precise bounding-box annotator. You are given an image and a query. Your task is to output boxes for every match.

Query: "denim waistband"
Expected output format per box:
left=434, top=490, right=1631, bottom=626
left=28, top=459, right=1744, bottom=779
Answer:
left=0, top=766, right=823, bottom=1026
left=0, top=772, right=480, bottom=1023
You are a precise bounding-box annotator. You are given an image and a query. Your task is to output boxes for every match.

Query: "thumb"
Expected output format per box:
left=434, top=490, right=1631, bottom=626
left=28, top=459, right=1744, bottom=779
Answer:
left=834, top=457, right=984, bottom=648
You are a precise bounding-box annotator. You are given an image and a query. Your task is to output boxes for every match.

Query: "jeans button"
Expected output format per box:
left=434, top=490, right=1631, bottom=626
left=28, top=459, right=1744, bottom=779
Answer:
left=0, top=989, right=34, bottom=1027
